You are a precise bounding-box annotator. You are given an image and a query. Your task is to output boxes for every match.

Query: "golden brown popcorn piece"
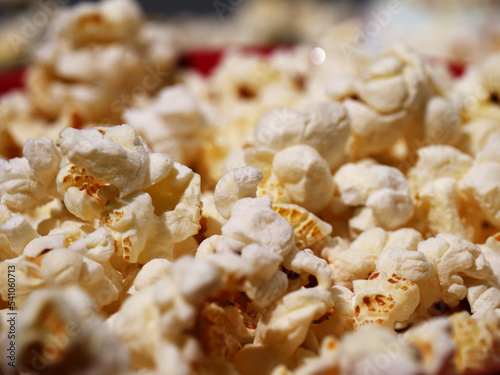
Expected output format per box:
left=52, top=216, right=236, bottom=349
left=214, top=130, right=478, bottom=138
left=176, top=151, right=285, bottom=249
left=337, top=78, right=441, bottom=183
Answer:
left=272, top=203, right=332, bottom=250
left=352, top=271, right=419, bottom=330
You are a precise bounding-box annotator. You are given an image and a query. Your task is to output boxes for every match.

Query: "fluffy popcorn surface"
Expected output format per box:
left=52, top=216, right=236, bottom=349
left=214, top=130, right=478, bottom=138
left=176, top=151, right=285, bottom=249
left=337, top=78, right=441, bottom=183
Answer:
left=450, top=310, right=500, bottom=372
left=333, top=161, right=414, bottom=231
left=376, top=247, right=440, bottom=314
left=15, top=286, right=128, bottom=374
left=0, top=137, right=61, bottom=213
left=321, top=236, right=376, bottom=290
left=26, top=0, right=177, bottom=124
left=272, top=203, right=332, bottom=250
left=221, top=196, right=295, bottom=257
left=273, top=145, right=334, bottom=213
left=57, top=125, right=149, bottom=200
left=352, top=271, right=420, bottom=330
left=107, top=257, right=222, bottom=371
left=215, top=166, right=264, bottom=219
left=253, top=102, right=350, bottom=169
left=124, top=85, right=205, bottom=166
left=0, top=227, right=122, bottom=308
left=0, top=214, right=39, bottom=261
left=255, top=288, right=333, bottom=358
left=418, top=233, right=493, bottom=307
left=330, top=45, right=428, bottom=158
left=417, top=177, right=475, bottom=241
left=56, top=125, right=202, bottom=263
left=408, top=145, right=473, bottom=194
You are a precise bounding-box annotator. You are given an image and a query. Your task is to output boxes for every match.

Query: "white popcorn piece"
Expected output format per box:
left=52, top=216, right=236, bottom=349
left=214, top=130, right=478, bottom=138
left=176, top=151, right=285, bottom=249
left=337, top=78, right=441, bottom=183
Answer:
left=418, top=233, right=493, bottom=307
left=199, top=191, right=227, bottom=238
left=460, top=135, right=500, bottom=228
left=408, top=145, right=473, bottom=194
left=310, top=285, right=354, bottom=340
left=402, top=317, right=456, bottom=375
left=273, top=145, right=334, bottom=213
left=124, top=85, right=206, bottom=166
left=15, top=286, right=129, bottom=375
left=214, top=166, right=264, bottom=219
left=56, top=125, right=202, bottom=263
left=107, top=257, right=222, bottom=372
left=0, top=214, right=39, bottom=261
left=352, top=271, right=420, bottom=330
left=26, top=0, right=178, bottom=124
left=330, top=45, right=428, bottom=158
left=333, top=161, right=414, bottom=232
left=221, top=196, right=295, bottom=258
left=0, top=137, right=61, bottom=213
left=272, top=203, right=332, bottom=249
left=0, top=227, right=122, bottom=308
left=319, top=228, right=423, bottom=290
left=376, top=247, right=440, bottom=315
left=459, top=119, right=500, bottom=157
left=254, top=102, right=350, bottom=170
left=255, top=288, right=334, bottom=358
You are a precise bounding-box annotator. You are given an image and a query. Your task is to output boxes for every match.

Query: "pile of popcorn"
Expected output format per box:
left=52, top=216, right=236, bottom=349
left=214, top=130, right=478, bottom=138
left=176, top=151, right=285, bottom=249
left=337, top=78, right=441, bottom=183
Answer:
left=1, top=0, right=500, bottom=374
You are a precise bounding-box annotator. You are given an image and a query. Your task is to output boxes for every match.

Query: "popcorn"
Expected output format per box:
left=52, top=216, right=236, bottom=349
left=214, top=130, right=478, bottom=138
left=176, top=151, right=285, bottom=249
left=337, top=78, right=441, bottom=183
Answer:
left=253, top=102, right=350, bottom=170
left=329, top=45, right=428, bottom=158
left=337, top=325, right=422, bottom=375
left=333, top=160, right=414, bottom=232
left=272, top=203, right=332, bottom=249
left=408, top=145, right=474, bottom=194
left=0, top=137, right=61, bottom=213
left=124, top=85, right=206, bottom=166
left=273, top=145, right=334, bottom=213
left=460, top=135, right=500, bottom=228
left=450, top=311, right=500, bottom=372
left=214, top=166, right=264, bottom=219
left=56, top=125, right=202, bottom=263
left=418, top=233, right=493, bottom=307
left=26, top=0, right=178, bottom=124
left=352, top=271, right=420, bottom=330
left=107, top=257, right=223, bottom=372
left=401, top=317, right=456, bottom=375
left=255, top=288, right=333, bottom=358
left=14, top=286, right=128, bottom=374
left=376, top=247, right=440, bottom=316
left=0, top=227, right=122, bottom=308
left=319, top=227, right=423, bottom=289
left=0, top=214, right=39, bottom=261
left=221, top=196, right=295, bottom=258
